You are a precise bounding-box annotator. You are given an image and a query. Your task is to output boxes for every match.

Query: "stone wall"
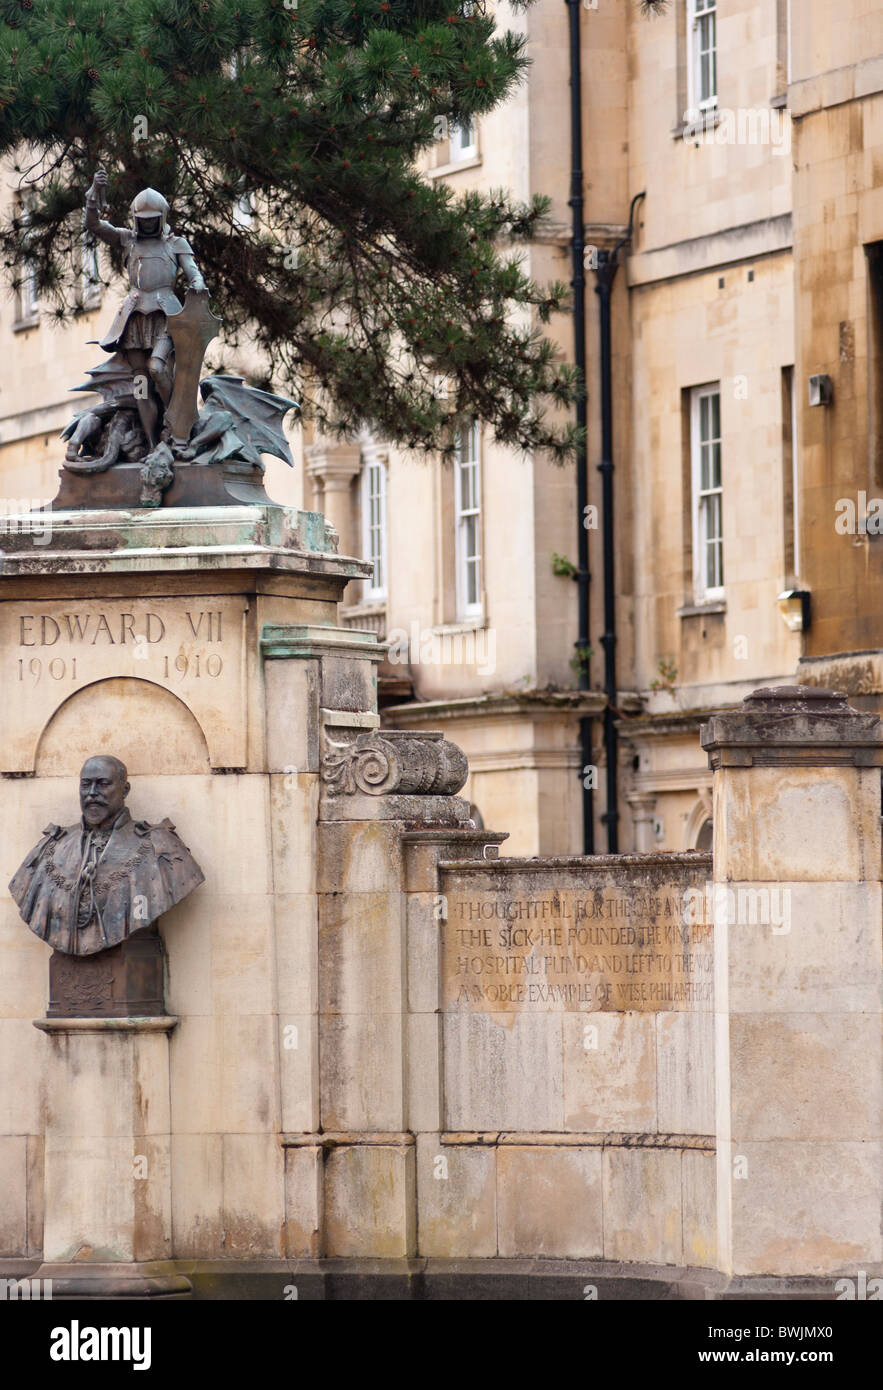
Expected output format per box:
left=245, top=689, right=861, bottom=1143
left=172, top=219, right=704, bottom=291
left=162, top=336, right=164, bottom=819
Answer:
left=415, top=852, right=715, bottom=1265
left=0, top=502, right=880, bottom=1293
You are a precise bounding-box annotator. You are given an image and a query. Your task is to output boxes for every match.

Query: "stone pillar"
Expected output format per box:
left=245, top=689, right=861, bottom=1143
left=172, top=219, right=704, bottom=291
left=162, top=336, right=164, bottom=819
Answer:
left=401, top=828, right=508, bottom=1260
left=701, top=686, right=883, bottom=1279
left=626, top=792, right=657, bottom=853
left=313, top=721, right=475, bottom=1257
left=305, top=439, right=362, bottom=602
left=32, top=1016, right=187, bottom=1297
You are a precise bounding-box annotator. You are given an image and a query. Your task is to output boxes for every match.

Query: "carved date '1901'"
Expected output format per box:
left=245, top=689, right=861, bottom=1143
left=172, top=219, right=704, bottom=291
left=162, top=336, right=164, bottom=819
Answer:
left=17, top=658, right=78, bottom=684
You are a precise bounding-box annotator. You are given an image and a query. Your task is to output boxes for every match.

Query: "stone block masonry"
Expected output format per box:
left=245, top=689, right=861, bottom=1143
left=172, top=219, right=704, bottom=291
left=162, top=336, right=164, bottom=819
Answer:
left=0, top=501, right=878, bottom=1295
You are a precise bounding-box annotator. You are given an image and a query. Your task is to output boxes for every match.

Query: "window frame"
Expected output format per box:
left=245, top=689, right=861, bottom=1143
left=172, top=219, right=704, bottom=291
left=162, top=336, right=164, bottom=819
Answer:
left=360, top=451, right=388, bottom=602
left=13, top=195, right=40, bottom=329
left=687, top=0, right=718, bottom=115
left=18, top=261, right=40, bottom=322
left=454, top=420, right=483, bottom=620
left=690, top=384, right=724, bottom=602
left=449, top=116, right=478, bottom=163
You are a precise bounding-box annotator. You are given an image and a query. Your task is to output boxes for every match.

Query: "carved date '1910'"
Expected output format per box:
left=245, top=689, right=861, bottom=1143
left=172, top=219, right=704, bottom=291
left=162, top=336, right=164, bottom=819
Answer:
left=162, top=653, right=223, bottom=679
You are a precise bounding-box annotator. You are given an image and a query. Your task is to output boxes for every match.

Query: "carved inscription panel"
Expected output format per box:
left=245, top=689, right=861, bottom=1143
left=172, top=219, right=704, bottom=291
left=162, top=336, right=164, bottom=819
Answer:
left=442, top=883, right=713, bottom=1014
left=0, top=597, right=249, bottom=770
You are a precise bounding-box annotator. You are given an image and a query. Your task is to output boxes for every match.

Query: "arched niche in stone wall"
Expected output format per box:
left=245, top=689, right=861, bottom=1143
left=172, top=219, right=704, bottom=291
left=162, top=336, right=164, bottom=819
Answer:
left=683, top=788, right=714, bottom=852
left=34, top=676, right=211, bottom=777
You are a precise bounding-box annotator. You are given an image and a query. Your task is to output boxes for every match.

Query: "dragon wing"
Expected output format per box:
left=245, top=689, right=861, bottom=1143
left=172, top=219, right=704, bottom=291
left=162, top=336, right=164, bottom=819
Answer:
left=198, top=375, right=300, bottom=468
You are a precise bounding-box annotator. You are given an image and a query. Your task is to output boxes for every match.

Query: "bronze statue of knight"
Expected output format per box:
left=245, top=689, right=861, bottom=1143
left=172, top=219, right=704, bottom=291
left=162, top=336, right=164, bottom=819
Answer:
left=85, top=168, right=208, bottom=447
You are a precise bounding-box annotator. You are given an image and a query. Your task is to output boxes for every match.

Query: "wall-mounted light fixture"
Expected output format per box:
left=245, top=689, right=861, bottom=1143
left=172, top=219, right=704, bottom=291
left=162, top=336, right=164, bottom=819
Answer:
left=808, top=374, right=833, bottom=407
left=777, top=589, right=812, bottom=632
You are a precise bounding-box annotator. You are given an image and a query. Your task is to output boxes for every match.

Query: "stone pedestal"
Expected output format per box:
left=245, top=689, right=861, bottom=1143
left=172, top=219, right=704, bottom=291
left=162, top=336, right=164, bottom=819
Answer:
left=47, top=928, right=165, bottom=1019
left=50, top=458, right=276, bottom=511
left=32, top=1016, right=178, bottom=1277
left=702, top=686, right=883, bottom=1277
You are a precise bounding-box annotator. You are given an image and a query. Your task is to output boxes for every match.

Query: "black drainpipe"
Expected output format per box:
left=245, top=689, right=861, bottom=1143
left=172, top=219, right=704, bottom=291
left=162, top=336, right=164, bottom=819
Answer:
left=565, top=0, right=594, bottom=855
left=593, top=191, right=645, bottom=853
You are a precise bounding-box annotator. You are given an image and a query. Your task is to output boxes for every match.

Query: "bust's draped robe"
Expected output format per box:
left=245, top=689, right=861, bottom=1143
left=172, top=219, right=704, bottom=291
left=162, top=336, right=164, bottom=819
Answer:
left=9, top=808, right=204, bottom=955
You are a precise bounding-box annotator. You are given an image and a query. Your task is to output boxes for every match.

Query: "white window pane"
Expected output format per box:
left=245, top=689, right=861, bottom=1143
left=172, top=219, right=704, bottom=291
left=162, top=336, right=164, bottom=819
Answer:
left=467, top=556, right=480, bottom=608
left=707, top=491, right=722, bottom=543
left=455, top=419, right=481, bottom=616
left=451, top=117, right=476, bottom=159
left=465, top=514, right=478, bottom=561
left=710, top=440, right=721, bottom=489
left=699, top=393, right=710, bottom=441
left=362, top=458, right=386, bottom=595
left=708, top=538, right=723, bottom=589
left=693, top=385, right=723, bottom=596
left=708, top=18, right=717, bottom=99
left=464, top=458, right=480, bottom=511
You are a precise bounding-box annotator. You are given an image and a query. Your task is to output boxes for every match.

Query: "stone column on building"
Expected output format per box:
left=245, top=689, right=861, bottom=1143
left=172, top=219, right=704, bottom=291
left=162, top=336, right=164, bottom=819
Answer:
left=701, top=686, right=883, bottom=1280
left=305, top=438, right=362, bottom=582
left=626, top=791, right=657, bottom=853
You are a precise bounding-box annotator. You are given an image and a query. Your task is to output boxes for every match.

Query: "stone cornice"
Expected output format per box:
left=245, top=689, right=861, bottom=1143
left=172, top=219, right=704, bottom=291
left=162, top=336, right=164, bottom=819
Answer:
left=34, top=1015, right=178, bottom=1033
left=627, top=213, right=792, bottom=289
left=701, top=685, right=883, bottom=769
left=381, top=689, right=607, bottom=724
left=438, top=851, right=712, bottom=873
left=463, top=748, right=582, bottom=773
left=304, top=446, right=362, bottom=484
left=261, top=623, right=383, bottom=662
left=629, top=768, right=713, bottom=794
left=797, top=650, right=883, bottom=697
left=788, top=54, right=883, bottom=119
left=0, top=504, right=373, bottom=583
left=619, top=708, right=731, bottom=738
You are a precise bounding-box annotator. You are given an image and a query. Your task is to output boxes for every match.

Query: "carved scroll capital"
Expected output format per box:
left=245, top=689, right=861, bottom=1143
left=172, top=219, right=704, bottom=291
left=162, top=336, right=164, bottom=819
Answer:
left=321, top=729, right=468, bottom=798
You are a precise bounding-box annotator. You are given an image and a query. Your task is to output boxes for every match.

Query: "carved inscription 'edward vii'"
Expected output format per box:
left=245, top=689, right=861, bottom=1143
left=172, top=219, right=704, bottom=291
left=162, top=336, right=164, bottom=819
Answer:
left=1, top=597, right=247, bottom=771
left=19, top=610, right=223, bottom=646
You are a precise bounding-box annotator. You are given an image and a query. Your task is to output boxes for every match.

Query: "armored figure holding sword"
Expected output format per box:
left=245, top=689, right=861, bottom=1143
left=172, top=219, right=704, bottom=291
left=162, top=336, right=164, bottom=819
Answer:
left=59, top=167, right=298, bottom=506
left=84, top=165, right=212, bottom=448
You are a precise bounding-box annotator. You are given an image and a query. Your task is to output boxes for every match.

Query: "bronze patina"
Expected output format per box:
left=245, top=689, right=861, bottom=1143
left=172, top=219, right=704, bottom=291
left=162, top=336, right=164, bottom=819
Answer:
left=9, top=755, right=204, bottom=956
left=59, top=169, right=299, bottom=507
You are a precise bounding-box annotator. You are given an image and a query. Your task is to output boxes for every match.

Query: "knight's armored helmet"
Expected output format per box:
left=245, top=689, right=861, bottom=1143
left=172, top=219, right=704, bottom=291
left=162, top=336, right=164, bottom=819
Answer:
left=130, top=187, right=169, bottom=240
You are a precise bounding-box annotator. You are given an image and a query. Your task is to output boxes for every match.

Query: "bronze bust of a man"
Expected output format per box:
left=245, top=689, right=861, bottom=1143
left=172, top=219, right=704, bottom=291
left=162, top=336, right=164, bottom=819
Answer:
left=9, top=756, right=204, bottom=956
